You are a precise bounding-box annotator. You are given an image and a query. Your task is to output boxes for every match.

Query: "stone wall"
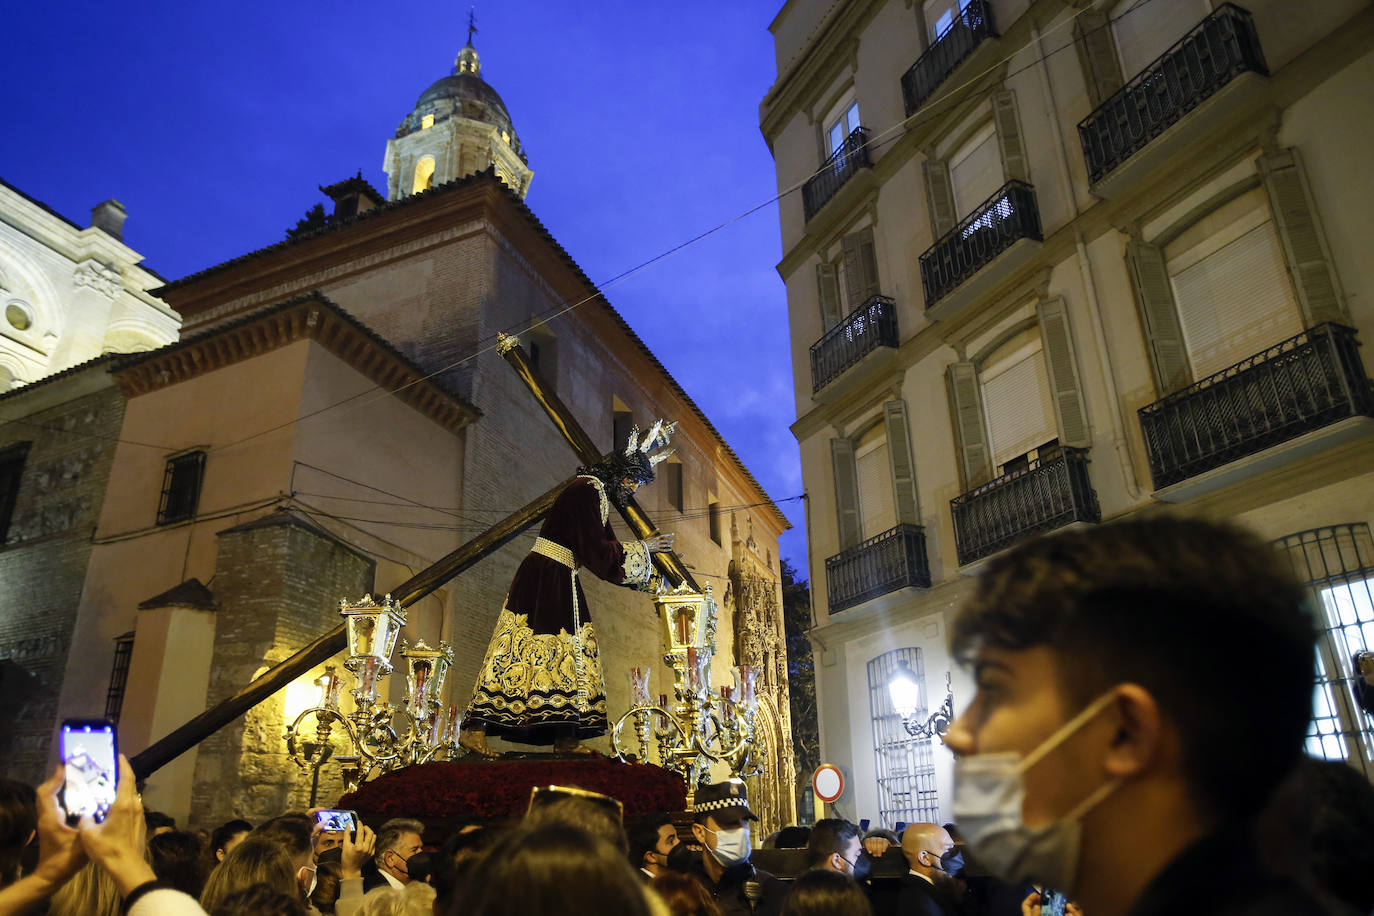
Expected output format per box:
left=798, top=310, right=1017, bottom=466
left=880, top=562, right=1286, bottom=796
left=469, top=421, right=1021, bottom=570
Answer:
left=0, top=381, right=124, bottom=783
left=188, top=512, right=373, bottom=827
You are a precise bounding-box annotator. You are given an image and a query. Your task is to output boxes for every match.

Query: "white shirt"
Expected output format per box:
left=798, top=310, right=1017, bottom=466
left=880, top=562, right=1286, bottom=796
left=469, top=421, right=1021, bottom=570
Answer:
left=380, top=868, right=406, bottom=891
left=908, top=869, right=935, bottom=885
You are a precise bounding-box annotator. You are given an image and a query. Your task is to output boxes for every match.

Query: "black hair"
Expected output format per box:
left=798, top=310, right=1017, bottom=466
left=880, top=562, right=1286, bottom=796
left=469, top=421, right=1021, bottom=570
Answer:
left=0, top=778, right=36, bottom=884
left=433, top=825, right=506, bottom=914
left=626, top=814, right=675, bottom=869
left=773, top=825, right=812, bottom=849
left=150, top=830, right=208, bottom=898
left=211, top=819, right=253, bottom=858
left=780, top=869, right=872, bottom=916
left=251, top=814, right=314, bottom=859
left=952, top=516, right=1316, bottom=823
left=452, top=824, right=652, bottom=916
left=805, top=819, right=861, bottom=868
left=144, top=810, right=177, bottom=831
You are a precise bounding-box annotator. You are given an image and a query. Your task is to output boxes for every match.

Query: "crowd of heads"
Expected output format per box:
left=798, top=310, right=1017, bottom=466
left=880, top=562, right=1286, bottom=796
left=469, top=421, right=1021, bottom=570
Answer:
left=3, top=517, right=1374, bottom=916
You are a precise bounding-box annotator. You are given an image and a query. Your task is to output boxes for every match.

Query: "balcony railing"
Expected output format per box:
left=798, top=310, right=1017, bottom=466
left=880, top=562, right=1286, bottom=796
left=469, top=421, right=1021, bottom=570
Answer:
left=901, top=0, right=997, bottom=115
left=1139, top=323, right=1374, bottom=490
left=803, top=127, right=872, bottom=222
left=1077, top=3, right=1268, bottom=185
left=920, top=180, right=1041, bottom=309
left=810, top=295, right=899, bottom=393
left=826, top=524, right=931, bottom=614
left=951, top=447, right=1101, bottom=566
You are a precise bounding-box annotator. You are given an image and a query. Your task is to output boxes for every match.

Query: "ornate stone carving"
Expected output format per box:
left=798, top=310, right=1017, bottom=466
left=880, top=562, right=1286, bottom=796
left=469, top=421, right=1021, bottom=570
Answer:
left=72, top=260, right=121, bottom=299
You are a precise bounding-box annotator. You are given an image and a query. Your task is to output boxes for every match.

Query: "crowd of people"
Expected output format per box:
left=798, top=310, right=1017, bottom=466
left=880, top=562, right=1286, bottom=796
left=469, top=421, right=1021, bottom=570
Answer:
left=2, top=518, right=1373, bottom=916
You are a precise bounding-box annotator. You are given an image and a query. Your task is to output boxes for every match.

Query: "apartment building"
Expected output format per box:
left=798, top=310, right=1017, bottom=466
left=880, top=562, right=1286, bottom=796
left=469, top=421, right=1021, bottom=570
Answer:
left=761, top=0, right=1374, bottom=825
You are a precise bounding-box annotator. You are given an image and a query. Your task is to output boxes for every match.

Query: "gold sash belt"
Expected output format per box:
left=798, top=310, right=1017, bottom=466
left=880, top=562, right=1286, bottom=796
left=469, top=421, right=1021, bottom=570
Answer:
left=532, top=537, right=576, bottom=569
left=530, top=536, right=587, bottom=712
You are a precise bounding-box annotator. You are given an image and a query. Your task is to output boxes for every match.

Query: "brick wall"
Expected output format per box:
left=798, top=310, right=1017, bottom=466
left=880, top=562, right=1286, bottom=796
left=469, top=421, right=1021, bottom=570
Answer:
left=0, top=382, right=125, bottom=783
left=188, top=513, right=373, bottom=827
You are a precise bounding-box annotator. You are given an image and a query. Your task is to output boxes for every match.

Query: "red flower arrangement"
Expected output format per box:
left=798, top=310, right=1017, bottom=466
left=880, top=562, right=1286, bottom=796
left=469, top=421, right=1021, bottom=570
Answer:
left=338, top=755, right=687, bottom=819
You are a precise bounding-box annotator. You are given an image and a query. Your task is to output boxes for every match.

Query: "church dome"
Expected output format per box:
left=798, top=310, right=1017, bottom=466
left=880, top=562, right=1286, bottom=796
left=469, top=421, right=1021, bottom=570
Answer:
left=395, top=40, right=526, bottom=162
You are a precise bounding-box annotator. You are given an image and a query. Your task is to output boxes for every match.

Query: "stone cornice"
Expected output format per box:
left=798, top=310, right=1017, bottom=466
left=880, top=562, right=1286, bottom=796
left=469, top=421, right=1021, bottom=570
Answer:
left=112, top=293, right=479, bottom=435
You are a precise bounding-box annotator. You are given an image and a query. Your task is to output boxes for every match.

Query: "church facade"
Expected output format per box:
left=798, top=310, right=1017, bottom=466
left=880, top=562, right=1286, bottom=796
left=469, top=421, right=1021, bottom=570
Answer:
left=1, top=34, right=794, bottom=831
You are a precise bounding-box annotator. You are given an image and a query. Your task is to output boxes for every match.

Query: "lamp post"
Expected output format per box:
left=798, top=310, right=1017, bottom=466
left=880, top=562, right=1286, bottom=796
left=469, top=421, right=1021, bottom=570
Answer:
left=284, top=594, right=460, bottom=793
left=888, top=661, right=955, bottom=741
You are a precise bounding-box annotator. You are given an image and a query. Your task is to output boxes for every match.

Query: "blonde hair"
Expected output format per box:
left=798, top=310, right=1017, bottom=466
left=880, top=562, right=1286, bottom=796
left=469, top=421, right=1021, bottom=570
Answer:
left=356, top=881, right=436, bottom=916
left=200, top=837, right=300, bottom=912
left=48, top=862, right=121, bottom=916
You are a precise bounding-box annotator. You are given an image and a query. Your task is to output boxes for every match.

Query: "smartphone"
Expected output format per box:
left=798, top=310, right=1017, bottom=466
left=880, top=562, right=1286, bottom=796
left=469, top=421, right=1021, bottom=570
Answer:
left=60, top=719, right=118, bottom=825
left=1042, top=891, right=1069, bottom=916
left=314, top=809, right=358, bottom=836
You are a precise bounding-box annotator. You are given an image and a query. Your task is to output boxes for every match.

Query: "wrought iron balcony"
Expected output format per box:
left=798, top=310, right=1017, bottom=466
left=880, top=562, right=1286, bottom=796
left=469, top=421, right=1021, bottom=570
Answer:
left=901, top=0, right=997, bottom=116
left=951, top=447, right=1101, bottom=567
left=1078, top=3, right=1268, bottom=186
left=826, top=524, right=931, bottom=614
left=810, top=295, right=899, bottom=394
left=920, top=181, right=1042, bottom=310
left=803, top=127, right=872, bottom=222
left=1139, top=324, right=1374, bottom=490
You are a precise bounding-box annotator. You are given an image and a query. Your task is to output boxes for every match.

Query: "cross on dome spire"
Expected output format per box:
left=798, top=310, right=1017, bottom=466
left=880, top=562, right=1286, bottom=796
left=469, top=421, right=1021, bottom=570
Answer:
left=466, top=9, right=478, bottom=46
left=455, top=10, right=481, bottom=76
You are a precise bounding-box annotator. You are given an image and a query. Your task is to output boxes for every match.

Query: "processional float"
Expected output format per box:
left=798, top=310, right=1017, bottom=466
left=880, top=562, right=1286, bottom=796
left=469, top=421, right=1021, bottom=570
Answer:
left=132, top=334, right=764, bottom=803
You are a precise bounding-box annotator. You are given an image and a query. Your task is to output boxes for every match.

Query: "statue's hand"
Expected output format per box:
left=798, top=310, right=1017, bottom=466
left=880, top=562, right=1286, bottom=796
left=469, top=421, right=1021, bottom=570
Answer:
left=644, top=532, right=675, bottom=553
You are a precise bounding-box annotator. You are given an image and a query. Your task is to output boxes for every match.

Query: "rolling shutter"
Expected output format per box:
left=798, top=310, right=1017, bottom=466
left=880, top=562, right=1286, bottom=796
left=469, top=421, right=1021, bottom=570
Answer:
left=982, top=351, right=1057, bottom=467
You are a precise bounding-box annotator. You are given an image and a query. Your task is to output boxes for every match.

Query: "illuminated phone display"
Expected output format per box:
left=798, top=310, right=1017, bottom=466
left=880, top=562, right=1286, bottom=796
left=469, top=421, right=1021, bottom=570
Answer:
left=61, top=720, right=117, bottom=823
left=315, top=809, right=358, bottom=833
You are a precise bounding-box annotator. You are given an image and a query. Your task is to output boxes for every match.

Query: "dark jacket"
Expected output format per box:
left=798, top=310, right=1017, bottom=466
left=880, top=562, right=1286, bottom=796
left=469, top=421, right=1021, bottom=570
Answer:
left=708, top=861, right=788, bottom=916
left=1128, top=827, right=1329, bottom=916
left=895, top=873, right=963, bottom=916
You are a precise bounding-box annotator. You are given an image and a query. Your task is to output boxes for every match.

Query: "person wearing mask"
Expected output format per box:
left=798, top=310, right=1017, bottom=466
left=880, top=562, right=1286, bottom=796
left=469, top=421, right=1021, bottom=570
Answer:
left=628, top=814, right=680, bottom=880
left=896, top=824, right=961, bottom=916
left=804, top=819, right=864, bottom=877
left=369, top=818, right=425, bottom=891
left=943, top=518, right=1327, bottom=916
left=689, top=780, right=786, bottom=916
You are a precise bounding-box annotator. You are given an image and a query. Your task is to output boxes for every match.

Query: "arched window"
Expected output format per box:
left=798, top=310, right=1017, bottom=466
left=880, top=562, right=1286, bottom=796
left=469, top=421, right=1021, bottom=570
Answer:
left=412, top=156, right=436, bottom=195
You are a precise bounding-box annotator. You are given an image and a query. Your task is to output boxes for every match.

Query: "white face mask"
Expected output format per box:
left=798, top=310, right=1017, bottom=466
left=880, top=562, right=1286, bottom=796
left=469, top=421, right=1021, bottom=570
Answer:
left=704, top=823, right=752, bottom=867
left=952, top=690, right=1122, bottom=892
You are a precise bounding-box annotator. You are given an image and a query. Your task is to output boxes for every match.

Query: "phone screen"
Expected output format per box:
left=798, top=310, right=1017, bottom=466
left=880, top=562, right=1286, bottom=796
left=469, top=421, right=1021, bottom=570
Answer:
left=315, top=809, right=357, bottom=834
left=1042, top=891, right=1068, bottom=916
left=61, top=720, right=117, bottom=823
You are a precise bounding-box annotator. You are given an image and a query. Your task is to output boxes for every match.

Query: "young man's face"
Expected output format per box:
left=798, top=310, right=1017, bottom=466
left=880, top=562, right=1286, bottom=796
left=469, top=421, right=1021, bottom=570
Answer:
left=654, top=823, right=680, bottom=858
left=943, top=645, right=1114, bottom=830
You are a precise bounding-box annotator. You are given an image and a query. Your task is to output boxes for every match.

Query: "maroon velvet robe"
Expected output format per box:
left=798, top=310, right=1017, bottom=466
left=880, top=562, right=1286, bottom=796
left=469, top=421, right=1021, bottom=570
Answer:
left=464, top=477, right=653, bottom=744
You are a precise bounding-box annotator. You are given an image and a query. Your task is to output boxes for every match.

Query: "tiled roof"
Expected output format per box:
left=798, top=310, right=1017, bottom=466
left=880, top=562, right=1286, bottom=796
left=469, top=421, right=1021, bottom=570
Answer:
left=155, top=169, right=790, bottom=530
left=138, top=578, right=217, bottom=610
left=0, top=353, right=121, bottom=405
left=319, top=172, right=384, bottom=203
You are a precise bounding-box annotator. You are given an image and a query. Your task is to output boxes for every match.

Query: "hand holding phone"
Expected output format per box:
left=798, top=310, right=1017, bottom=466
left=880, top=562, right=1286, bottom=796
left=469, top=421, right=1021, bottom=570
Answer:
left=59, top=719, right=117, bottom=825
left=314, top=809, right=359, bottom=836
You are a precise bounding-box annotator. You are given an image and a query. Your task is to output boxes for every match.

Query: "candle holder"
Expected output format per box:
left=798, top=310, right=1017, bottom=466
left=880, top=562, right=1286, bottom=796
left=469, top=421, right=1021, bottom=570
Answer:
left=284, top=595, right=460, bottom=793
left=612, top=583, right=764, bottom=801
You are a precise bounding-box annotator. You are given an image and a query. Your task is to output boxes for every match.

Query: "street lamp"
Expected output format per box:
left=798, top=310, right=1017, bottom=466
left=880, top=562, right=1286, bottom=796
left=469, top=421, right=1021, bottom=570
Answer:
left=888, top=660, right=954, bottom=741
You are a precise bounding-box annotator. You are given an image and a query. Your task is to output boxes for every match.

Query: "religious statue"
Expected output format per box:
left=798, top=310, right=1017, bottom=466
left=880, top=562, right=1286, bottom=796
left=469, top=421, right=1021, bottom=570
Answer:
left=458, top=420, right=677, bottom=755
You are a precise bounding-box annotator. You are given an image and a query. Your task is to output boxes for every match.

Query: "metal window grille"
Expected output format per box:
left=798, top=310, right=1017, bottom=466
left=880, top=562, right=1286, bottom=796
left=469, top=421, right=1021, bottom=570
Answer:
left=0, top=441, right=31, bottom=544
left=1276, top=524, right=1374, bottom=777
left=867, top=648, right=940, bottom=827
left=157, top=451, right=206, bottom=525
left=105, top=632, right=135, bottom=723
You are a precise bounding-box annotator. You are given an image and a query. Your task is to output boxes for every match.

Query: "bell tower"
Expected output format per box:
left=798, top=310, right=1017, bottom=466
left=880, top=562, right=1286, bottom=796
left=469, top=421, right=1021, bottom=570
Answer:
left=383, top=16, right=533, bottom=201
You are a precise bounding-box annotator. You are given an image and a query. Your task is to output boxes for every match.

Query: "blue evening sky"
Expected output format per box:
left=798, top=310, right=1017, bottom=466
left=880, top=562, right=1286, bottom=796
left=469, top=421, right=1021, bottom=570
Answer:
left=1, top=1, right=810, bottom=574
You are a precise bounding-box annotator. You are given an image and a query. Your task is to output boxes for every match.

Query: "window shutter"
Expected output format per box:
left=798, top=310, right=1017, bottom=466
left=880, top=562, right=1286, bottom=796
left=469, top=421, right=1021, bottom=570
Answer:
left=1037, top=297, right=1091, bottom=447
left=1126, top=238, right=1192, bottom=394
left=982, top=355, right=1056, bottom=465
left=854, top=227, right=881, bottom=302
left=922, top=159, right=958, bottom=239
left=1259, top=148, right=1347, bottom=327
left=1073, top=9, right=1124, bottom=107
left=883, top=400, right=921, bottom=526
left=992, top=90, right=1029, bottom=184
left=831, top=437, right=863, bottom=550
left=817, top=261, right=843, bottom=330
left=841, top=232, right=865, bottom=308
left=946, top=361, right=992, bottom=489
